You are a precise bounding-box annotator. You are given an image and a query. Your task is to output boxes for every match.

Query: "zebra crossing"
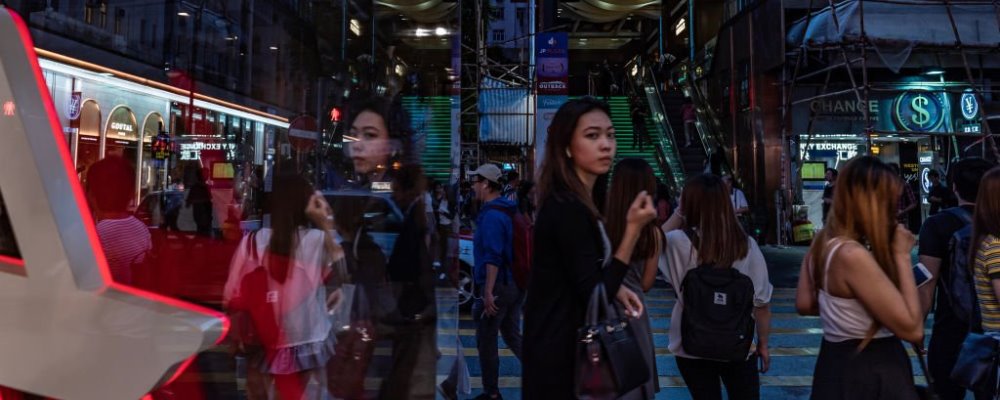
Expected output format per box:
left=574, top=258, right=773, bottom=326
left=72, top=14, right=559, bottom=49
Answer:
left=436, top=287, right=933, bottom=400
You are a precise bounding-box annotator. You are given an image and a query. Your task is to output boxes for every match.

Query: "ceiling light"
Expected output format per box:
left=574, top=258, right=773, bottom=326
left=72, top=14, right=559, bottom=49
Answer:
left=350, top=19, right=361, bottom=36
left=269, top=46, right=279, bottom=51
left=177, top=11, right=190, bottom=17
left=923, top=67, right=945, bottom=76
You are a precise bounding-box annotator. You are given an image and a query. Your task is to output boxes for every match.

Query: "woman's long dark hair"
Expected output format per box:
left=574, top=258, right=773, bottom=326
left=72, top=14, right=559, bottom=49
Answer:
left=266, top=168, right=314, bottom=283
left=970, top=166, right=1000, bottom=270
left=681, top=173, right=749, bottom=267
left=605, top=158, right=658, bottom=262
left=536, top=97, right=612, bottom=219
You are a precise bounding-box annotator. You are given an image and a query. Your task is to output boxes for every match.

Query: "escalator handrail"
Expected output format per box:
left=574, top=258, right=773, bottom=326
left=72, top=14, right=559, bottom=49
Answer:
left=681, top=67, right=741, bottom=187
left=636, top=65, right=687, bottom=194
left=644, top=69, right=687, bottom=190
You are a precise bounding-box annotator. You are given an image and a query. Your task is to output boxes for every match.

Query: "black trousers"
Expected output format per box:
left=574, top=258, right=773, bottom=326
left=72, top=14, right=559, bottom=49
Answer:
left=676, top=354, right=760, bottom=400
left=472, top=283, right=524, bottom=395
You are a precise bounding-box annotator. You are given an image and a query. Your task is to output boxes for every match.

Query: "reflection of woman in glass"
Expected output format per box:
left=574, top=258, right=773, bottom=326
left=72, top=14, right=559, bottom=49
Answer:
left=342, top=95, right=436, bottom=399
left=223, top=169, right=343, bottom=399
left=346, top=97, right=413, bottom=188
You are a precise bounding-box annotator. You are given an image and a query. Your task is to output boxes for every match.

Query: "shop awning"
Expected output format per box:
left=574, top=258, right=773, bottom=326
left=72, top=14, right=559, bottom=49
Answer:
left=375, top=0, right=456, bottom=23
left=560, top=0, right=660, bottom=23
left=787, top=1, right=1000, bottom=71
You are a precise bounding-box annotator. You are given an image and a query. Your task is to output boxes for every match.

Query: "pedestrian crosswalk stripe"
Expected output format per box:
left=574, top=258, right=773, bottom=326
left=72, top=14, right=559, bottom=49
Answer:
left=441, top=312, right=818, bottom=320
left=433, top=375, right=929, bottom=389
left=435, top=346, right=927, bottom=357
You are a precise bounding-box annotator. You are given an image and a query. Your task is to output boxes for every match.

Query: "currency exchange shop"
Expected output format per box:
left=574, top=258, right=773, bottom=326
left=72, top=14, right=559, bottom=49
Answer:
left=792, top=81, right=985, bottom=228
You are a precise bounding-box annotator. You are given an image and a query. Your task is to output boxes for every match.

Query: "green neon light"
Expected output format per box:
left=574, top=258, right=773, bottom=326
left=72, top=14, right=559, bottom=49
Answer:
left=401, top=96, right=452, bottom=183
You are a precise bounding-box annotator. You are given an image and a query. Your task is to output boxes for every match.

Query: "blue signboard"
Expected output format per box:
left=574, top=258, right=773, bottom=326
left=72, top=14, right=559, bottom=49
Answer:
left=960, top=90, right=979, bottom=120
left=535, top=32, right=568, bottom=95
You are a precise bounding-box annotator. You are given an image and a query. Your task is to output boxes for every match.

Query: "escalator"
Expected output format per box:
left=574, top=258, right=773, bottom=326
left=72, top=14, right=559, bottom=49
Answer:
left=675, top=67, right=739, bottom=184
left=605, top=97, right=678, bottom=187
left=607, top=65, right=688, bottom=197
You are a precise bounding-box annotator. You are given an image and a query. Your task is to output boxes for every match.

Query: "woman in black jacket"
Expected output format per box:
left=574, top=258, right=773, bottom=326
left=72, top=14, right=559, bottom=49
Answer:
left=522, top=97, right=657, bottom=398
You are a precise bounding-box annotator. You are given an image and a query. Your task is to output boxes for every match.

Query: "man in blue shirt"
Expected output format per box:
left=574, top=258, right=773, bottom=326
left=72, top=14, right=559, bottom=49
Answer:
left=470, top=163, right=522, bottom=400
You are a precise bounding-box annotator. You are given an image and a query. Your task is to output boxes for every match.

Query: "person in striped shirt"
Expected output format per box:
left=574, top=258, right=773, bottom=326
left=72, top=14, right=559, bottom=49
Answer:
left=85, top=156, right=152, bottom=285
left=971, top=166, right=1000, bottom=334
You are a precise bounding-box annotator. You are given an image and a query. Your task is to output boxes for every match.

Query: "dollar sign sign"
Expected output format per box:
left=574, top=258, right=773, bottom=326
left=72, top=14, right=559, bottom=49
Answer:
left=911, top=96, right=931, bottom=127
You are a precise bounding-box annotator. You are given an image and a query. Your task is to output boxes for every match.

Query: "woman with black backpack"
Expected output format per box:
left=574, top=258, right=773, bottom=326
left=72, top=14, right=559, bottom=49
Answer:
left=662, top=173, right=773, bottom=400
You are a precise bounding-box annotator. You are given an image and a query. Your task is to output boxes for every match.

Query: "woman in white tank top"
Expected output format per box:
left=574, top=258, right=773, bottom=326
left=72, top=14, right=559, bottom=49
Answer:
left=795, top=156, right=925, bottom=400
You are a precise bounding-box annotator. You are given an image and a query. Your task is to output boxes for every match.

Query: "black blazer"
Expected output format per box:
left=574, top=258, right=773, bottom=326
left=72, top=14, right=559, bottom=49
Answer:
left=521, top=192, right=631, bottom=398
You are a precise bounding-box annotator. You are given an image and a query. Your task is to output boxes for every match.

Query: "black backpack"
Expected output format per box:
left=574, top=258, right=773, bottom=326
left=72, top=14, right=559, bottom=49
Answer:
left=942, top=207, right=983, bottom=332
left=680, top=231, right=756, bottom=362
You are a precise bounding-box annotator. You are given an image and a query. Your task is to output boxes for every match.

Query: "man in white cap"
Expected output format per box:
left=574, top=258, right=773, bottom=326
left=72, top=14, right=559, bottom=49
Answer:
left=469, top=163, right=522, bottom=400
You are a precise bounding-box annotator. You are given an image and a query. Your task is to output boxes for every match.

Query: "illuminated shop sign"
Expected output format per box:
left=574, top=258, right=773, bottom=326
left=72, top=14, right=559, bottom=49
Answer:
left=179, top=141, right=236, bottom=160
left=809, top=99, right=880, bottom=121
left=110, top=122, right=134, bottom=133
left=800, top=141, right=862, bottom=161
left=960, top=91, right=979, bottom=120
left=893, top=91, right=946, bottom=132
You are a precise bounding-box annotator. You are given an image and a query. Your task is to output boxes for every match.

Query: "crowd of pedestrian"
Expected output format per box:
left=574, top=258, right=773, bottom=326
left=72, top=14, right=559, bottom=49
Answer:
left=64, top=92, right=998, bottom=400
left=219, top=95, right=999, bottom=400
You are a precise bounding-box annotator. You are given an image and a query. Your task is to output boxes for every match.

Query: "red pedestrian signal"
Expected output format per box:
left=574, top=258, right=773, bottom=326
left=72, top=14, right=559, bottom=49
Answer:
left=329, top=107, right=342, bottom=122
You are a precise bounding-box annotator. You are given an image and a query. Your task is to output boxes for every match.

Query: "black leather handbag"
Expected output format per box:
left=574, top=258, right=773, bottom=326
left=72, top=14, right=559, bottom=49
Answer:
left=574, top=283, right=650, bottom=400
left=328, top=284, right=376, bottom=399
left=950, top=332, right=1000, bottom=395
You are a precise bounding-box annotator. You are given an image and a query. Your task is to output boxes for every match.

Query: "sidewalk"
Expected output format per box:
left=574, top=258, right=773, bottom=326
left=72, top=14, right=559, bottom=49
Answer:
left=760, top=245, right=810, bottom=288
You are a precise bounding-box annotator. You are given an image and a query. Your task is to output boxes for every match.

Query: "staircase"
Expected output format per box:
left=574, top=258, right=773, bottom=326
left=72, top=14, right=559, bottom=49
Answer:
left=604, top=96, right=674, bottom=183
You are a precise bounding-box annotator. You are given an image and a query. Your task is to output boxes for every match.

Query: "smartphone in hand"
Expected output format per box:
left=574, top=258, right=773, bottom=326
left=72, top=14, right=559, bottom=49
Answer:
left=913, top=262, right=933, bottom=288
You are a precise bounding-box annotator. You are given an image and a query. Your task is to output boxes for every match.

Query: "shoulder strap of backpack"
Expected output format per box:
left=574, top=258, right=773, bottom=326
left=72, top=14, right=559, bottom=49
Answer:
left=944, top=207, right=973, bottom=225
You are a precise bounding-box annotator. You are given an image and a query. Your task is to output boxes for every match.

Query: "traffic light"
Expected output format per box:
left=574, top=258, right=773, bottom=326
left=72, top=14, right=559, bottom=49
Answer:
left=329, top=106, right=342, bottom=122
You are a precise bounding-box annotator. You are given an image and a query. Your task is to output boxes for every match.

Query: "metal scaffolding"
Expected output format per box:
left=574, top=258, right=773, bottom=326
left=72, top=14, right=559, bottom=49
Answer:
left=779, top=0, right=1000, bottom=242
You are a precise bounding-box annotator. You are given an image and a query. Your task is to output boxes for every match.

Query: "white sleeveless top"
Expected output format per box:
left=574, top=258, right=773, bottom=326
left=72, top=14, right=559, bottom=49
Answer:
left=817, top=238, right=893, bottom=342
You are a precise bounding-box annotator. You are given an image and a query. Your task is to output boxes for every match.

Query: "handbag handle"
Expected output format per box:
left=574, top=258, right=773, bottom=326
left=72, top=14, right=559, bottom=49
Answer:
left=585, top=283, right=625, bottom=326
left=586, top=284, right=608, bottom=326
left=350, top=284, right=371, bottom=321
